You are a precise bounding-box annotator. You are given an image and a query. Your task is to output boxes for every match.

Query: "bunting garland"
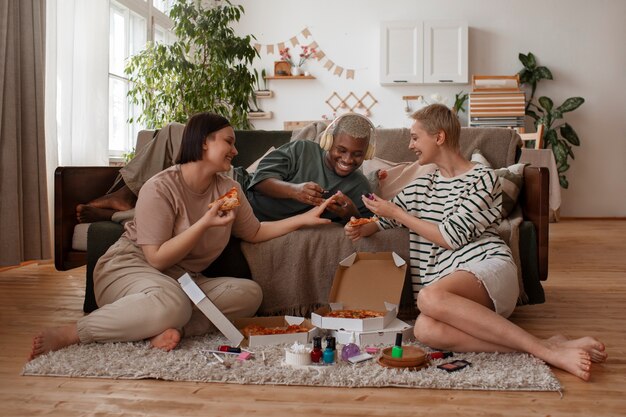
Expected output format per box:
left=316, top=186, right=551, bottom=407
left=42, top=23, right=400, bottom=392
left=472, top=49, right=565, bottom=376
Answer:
left=252, top=27, right=361, bottom=80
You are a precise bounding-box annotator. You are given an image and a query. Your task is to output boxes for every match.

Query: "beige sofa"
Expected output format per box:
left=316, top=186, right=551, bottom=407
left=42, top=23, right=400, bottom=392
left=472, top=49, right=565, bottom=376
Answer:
left=54, top=125, right=549, bottom=316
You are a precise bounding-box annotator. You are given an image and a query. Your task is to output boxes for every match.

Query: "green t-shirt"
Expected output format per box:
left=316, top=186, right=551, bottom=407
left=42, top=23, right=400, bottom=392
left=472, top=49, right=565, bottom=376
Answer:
left=247, top=140, right=373, bottom=222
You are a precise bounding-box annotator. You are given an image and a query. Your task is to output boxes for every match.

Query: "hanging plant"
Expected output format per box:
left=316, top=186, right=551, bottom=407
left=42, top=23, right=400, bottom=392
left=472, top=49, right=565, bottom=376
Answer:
left=518, top=52, right=583, bottom=189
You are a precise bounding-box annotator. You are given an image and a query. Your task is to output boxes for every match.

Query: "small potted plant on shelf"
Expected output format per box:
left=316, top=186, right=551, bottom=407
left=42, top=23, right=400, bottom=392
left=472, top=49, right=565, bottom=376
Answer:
left=253, top=69, right=272, bottom=97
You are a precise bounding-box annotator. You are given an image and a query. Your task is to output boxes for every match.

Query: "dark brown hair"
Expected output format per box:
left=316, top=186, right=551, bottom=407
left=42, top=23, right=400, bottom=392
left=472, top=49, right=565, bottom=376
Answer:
left=177, top=112, right=231, bottom=164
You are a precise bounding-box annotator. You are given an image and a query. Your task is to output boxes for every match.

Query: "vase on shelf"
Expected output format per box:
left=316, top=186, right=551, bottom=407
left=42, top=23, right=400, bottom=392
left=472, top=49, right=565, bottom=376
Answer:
left=290, top=66, right=302, bottom=76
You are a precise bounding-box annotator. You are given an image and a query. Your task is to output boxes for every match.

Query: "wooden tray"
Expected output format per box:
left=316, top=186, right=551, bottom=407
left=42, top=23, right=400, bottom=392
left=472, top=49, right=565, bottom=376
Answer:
left=377, top=356, right=429, bottom=371
left=380, top=346, right=427, bottom=367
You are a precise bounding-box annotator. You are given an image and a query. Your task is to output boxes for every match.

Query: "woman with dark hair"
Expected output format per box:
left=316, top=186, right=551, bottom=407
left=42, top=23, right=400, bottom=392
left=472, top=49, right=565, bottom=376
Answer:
left=30, top=112, right=335, bottom=358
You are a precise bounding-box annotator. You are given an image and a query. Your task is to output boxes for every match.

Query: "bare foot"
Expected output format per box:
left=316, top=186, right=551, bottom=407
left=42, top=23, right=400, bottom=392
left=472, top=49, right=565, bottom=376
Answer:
left=29, top=324, right=80, bottom=361
left=88, top=185, right=137, bottom=211
left=543, top=345, right=593, bottom=381
left=76, top=204, right=116, bottom=223
left=149, top=328, right=181, bottom=351
left=547, top=335, right=607, bottom=363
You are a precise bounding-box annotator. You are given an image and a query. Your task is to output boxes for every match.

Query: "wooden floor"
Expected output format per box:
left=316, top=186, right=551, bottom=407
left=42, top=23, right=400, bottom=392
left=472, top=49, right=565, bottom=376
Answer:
left=1, top=219, right=624, bottom=417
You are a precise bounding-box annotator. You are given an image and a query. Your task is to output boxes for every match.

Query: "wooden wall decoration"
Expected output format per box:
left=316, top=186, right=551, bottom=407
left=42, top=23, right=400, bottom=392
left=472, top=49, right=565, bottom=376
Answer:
left=325, top=91, right=378, bottom=116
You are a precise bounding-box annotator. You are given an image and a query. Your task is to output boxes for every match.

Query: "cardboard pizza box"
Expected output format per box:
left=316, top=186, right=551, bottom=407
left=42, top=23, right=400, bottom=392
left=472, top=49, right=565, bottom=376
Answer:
left=311, top=252, right=407, bottom=332
left=329, top=318, right=414, bottom=346
left=233, top=316, right=319, bottom=348
left=178, top=273, right=318, bottom=347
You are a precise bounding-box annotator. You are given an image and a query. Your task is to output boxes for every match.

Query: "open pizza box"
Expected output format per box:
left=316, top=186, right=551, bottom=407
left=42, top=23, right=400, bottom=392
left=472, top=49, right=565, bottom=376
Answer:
left=232, top=316, right=319, bottom=348
left=178, top=273, right=318, bottom=348
left=329, top=318, right=414, bottom=347
left=311, top=252, right=407, bottom=332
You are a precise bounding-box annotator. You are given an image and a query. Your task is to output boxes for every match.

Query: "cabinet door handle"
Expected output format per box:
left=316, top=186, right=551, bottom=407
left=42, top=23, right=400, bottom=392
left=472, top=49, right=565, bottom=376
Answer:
left=439, top=80, right=453, bottom=83
left=393, top=80, right=408, bottom=83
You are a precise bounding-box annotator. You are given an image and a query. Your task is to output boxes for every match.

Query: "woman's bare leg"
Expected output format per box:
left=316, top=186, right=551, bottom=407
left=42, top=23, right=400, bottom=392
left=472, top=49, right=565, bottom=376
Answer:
left=88, top=184, right=137, bottom=211
left=75, top=184, right=137, bottom=223
left=416, top=271, right=598, bottom=381
left=29, top=324, right=80, bottom=360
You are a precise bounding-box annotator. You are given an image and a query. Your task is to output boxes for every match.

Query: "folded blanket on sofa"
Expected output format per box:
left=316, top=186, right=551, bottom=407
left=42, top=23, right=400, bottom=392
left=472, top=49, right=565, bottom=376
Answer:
left=241, top=214, right=527, bottom=318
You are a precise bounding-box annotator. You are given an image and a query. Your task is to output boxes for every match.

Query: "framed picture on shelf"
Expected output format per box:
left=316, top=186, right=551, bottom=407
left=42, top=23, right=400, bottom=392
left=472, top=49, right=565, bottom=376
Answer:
left=274, top=61, right=291, bottom=77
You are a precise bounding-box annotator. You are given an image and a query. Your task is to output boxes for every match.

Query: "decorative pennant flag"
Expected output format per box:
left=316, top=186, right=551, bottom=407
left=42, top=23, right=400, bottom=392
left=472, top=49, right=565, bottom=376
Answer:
left=254, top=28, right=362, bottom=80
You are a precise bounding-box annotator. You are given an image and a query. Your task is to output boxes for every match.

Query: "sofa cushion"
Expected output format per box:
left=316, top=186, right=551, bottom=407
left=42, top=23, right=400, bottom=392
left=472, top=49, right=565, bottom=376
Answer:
left=373, top=128, right=414, bottom=162
left=471, top=150, right=526, bottom=218
left=361, top=157, right=436, bottom=200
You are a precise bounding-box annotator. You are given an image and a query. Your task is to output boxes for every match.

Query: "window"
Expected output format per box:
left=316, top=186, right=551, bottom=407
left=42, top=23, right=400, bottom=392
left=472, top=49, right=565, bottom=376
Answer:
left=108, top=0, right=174, bottom=159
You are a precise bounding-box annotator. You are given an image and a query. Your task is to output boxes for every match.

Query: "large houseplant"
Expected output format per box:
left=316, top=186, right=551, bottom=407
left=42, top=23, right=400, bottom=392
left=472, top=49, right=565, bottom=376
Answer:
left=125, top=0, right=258, bottom=129
left=518, top=52, right=583, bottom=188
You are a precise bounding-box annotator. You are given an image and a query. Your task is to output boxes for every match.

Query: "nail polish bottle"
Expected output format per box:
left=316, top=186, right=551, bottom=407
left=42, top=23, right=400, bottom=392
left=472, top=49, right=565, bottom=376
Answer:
left=310, top=336, right=323, bottom=363
left=323, top=336, right=336, bottom=364
left=391, top=332, right=403, bottom=358
left=341, top=332, right=361, bottom=361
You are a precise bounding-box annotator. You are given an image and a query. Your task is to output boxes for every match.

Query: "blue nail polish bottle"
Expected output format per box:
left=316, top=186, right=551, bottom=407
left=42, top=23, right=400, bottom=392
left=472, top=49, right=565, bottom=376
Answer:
left=323, top=336, right=336, bottom=364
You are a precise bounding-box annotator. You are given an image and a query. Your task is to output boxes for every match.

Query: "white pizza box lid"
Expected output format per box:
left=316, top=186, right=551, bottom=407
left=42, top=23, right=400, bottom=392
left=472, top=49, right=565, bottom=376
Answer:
left=311, top=252, right=407, bottom=331
left=179, top=273, right=318, bottom=347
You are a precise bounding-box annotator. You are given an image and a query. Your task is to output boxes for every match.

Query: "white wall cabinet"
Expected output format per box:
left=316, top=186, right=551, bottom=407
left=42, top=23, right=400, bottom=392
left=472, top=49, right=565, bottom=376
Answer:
left=380, top=20, right=468, bottom=85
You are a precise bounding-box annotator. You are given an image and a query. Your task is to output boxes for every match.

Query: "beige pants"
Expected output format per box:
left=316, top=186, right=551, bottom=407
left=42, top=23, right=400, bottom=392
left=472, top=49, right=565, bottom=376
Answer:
left=77, top=236, right=262, bottom=344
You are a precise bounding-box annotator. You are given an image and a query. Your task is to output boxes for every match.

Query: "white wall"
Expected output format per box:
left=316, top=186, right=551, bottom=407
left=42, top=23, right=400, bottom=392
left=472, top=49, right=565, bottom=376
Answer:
left=232, top=0, right=626, bottom=218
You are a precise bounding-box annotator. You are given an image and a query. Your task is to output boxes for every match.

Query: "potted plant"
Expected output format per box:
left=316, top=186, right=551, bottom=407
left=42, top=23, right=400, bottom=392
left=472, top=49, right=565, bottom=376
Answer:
left=279, top=45, right=316, bottom=76
left=125, top=0, right=258, bottom=129
left=253, top=69, right=272, bottom=97
left=518, top=52, right=584, bottom=188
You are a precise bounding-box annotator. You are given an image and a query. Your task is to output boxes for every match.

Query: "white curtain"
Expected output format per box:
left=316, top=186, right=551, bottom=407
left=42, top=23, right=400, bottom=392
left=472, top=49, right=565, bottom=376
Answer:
left=45, top=0, right=109, bottom=233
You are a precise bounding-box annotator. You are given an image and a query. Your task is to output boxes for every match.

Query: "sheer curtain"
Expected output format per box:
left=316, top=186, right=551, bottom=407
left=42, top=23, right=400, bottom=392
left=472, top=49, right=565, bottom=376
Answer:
left=44, top=0, right=109, bottom=251
left=0, top=0, right=49, bottom=266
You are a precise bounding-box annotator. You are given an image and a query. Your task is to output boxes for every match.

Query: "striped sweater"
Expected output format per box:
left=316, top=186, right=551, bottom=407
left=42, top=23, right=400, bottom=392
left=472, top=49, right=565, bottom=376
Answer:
left=378, top=164, right=513, bottom=300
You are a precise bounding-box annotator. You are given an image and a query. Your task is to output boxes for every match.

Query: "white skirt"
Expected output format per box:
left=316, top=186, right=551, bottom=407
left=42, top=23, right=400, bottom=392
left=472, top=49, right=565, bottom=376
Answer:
left=456, top=258, right=519, bottom=318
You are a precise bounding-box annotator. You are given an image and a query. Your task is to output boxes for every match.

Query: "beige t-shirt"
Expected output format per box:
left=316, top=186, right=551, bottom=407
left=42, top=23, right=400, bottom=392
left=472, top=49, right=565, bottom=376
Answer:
left=124, top=165, right=260, bottom=272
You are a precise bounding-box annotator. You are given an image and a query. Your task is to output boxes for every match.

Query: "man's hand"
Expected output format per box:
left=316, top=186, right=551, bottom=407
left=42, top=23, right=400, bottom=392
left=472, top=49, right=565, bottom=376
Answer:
left=291, top=181, right=326, bottom=206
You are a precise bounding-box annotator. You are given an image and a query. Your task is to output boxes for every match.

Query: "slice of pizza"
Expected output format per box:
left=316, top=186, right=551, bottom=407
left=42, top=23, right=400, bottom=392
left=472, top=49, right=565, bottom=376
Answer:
left=208, top=186, right=240, bottom=211
left=348, top=216, right=379, bottom=227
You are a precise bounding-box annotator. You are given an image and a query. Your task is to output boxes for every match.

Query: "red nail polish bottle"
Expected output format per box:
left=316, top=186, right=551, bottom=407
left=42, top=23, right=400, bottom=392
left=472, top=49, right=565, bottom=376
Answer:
left=310, top=336, right=323, bottom=363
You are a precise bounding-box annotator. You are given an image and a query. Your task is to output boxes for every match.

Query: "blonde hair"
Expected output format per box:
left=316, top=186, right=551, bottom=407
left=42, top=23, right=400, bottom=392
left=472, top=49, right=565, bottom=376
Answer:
left=333, top=114, right=372, bottom=142
left=410, top=104, right=461, bottom=149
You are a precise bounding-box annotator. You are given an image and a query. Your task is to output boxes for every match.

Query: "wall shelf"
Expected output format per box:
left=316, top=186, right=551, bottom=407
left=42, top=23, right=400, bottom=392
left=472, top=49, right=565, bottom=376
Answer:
left=248, top=111, right=273, bottom=120
left=265, top=75, right=316, bottom=80
left=254, top=90, right=274, bottom=98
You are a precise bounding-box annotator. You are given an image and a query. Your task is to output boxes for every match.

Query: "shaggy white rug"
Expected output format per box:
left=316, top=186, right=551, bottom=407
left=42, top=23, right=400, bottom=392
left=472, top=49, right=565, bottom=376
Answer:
left=22, top=333, right=561, bottom=391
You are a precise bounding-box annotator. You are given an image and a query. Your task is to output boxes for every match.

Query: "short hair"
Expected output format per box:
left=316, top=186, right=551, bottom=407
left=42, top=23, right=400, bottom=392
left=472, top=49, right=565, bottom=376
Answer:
left=410, top=104, right=461, bottom=149
left=177, top=112, right=231, bottom=164
left=332, top=114, right=372, bottom=143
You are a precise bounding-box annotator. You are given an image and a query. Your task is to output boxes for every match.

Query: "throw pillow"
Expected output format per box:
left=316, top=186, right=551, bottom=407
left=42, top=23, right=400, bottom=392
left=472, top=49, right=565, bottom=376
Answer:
left=246, top=146, right=276, bottom=173
left=471, top=149, right=525, bottom=218
left=494, top=163, right=526, bottom=218
left=361, top=157, right=436, bottom=200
